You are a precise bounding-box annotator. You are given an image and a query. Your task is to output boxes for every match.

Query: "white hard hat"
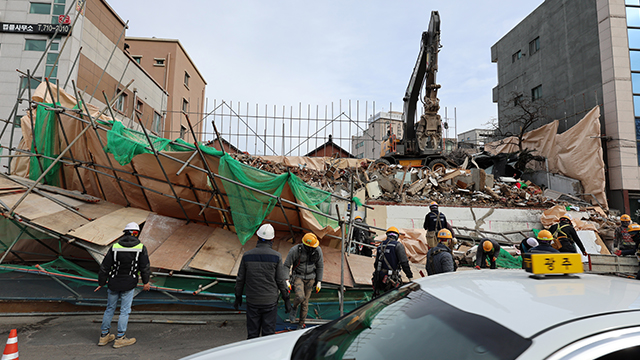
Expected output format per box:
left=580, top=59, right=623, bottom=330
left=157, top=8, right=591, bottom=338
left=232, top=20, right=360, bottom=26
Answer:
left=124, top=222, right=140, bottom=232
left=526, top=237, right=539, bottom=248
left=256, top=224, right=275, bottom=240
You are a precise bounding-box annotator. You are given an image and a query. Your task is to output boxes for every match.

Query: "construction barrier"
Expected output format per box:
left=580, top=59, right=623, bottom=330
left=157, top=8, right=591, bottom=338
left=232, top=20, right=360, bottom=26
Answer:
left=1, top=329, right=18, bottom=360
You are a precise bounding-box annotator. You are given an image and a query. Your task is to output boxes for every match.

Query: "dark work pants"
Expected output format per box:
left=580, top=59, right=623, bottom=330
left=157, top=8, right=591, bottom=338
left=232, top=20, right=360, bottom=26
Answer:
left=246, top=303, right=277, bottom=339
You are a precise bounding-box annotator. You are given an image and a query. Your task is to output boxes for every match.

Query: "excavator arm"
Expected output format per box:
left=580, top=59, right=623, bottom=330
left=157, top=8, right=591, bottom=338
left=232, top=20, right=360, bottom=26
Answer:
left=403, top=10, right=441, bottom=154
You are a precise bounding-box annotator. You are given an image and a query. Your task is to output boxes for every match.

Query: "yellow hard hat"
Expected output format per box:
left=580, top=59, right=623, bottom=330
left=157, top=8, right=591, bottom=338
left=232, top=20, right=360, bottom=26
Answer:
left=628, top=223, right=640, bottom=233
left=437, top=229, right=452, bottom=239
left=429, top=201, right=438, bottom=207
left=354, top=216, right=363, bottom=221
left=537, top=230, right=554, bottom=241
left=386, top=226, right=399, bottom=235
left=621, top=214, right=631, bottom=222
left=302, top=233, right=319, bottom=248
left=482, top=241, right=493, bottom=252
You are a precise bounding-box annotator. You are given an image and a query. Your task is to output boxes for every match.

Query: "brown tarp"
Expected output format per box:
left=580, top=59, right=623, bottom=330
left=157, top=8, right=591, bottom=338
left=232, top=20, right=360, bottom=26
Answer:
left=486, top=106, right=607, bottom=208
left=11, top=83, right=341, bottom=241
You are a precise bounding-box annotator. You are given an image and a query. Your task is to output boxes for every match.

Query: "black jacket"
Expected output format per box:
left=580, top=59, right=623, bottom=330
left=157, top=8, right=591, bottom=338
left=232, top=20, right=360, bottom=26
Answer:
left=235, top=241, right=289, bottom=306
left=423, top=210, right=453, bottom=232
left=426, top=242, right=456, bottom=275
left=476, top=239, right=501, bottom=268
left=374, top=239, right=413, bottom=278
left=284, top=244, right=324, bottom=281
left=98, top=235, right=150, bottom=292
left=529, top=243, right=560, bottom=254
left=549, top=222, right=586, bottom=254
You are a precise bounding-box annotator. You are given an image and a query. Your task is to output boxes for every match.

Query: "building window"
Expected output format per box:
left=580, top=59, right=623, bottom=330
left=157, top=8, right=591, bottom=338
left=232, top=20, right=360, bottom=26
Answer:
left=182, top=99, right=188, bottom=113
left=52, top=4, right=65, bottom=15
left=136, top=100, right=143, bottom=114
left=531, top=85, right=542, bottom=101
left=529, top=37, right=540, bottom=55
left=184, top=72, right=190, bottom=88
left=514, top=94, right=523, bottom=106
left=20, top=76, right=41, bottom=90
left=511, top=50, right=522, bottom=63
left=154, top=58, right=165, bottom=67
left=114, top=91, right=127, bottom=112
left=25, top=39, right=47, bottom=51
left=29, top=3, right=51, bottom=14
left=152, top=112, right=162, bottom=134
left=14, top=115, right=22, bottom=128
left=180, top=125, right=187, bottom=139
left=132, top=56, right=142, bottom=64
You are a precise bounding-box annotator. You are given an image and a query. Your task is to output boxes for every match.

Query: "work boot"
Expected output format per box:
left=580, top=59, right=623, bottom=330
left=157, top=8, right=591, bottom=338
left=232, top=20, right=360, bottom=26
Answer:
left=288, top=306, right=297, bottom=324
left=296, top=323, right=306, bottom=330
left=113, top=336, right=136, bottom=348
left=98, top=333, right=115, bottom=346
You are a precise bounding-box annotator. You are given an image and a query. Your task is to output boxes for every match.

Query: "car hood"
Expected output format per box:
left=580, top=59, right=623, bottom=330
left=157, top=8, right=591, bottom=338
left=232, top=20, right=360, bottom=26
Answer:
left=180, top=328, right=310, bottom=360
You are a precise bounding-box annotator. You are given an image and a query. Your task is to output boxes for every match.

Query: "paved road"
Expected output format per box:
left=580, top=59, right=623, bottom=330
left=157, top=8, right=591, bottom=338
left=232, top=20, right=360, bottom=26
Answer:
left=0, top=313, right=247, bottom=359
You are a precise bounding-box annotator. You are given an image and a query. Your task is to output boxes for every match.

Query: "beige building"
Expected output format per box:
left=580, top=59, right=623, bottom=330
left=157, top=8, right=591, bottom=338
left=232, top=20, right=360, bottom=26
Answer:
left=351, top=111, right=403, bottom=159
left=126, top=38, right=207, bottom=143
left=0, top=0, right=169, bottom=172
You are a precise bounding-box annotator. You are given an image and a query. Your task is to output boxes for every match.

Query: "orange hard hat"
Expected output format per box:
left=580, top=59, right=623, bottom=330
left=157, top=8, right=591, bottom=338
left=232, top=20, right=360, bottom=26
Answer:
left=437, top=229, right=452, bottom=239
left=429, top=201, right=438, bottom=207
left=628, top=223, right=640, bottom=233
left=386, top=226, right=399, bottom=235
left=537, top=230, right=554, bottom=241
left=354, top=216, right=363, bottom=221
left=621, top=214, right=631, bottom=222
left=302, top=233, right=319, bottom=248
left=559, top=215, right=571, bottom=221
left=482, top=241, right=494, bottom=252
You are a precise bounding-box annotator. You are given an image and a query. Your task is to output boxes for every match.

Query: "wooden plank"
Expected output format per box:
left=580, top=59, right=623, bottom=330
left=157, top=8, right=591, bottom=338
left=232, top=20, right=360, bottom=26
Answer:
left=32, top=201, right=124, bottom=235
left=149, top=223, right=214, bottom=271
left=67, top=207, right=152, bottom=245
left=138, top=214, right=187, bottom=255
left=346, top=254, right=375, bottom=286
left=0, top=177, right=26, bottom=190
left=0, top=193, right=67, bottom=220
left=230, top=235, right=259, bottom=276
left=322, top=246, right=354, bottom=287
left=189, top=227, right=242, bottom=275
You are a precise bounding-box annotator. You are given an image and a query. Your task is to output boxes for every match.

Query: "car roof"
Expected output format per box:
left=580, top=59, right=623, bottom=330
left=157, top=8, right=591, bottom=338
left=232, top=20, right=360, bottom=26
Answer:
left=415, top=270, right=640, bottom=338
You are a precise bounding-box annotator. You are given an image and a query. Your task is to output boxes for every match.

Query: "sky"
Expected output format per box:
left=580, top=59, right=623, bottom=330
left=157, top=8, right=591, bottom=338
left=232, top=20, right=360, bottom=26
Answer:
left=108, top=0, right=544, bottom=150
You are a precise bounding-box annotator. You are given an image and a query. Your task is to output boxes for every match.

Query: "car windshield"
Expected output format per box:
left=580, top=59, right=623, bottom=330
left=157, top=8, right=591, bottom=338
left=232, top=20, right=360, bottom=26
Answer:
left=291, top=283, right=532, bottom=360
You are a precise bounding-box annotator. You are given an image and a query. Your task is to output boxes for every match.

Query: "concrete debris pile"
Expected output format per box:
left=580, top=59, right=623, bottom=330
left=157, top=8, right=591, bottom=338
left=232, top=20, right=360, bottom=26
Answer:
left=231, top=153, right=583, bottom=209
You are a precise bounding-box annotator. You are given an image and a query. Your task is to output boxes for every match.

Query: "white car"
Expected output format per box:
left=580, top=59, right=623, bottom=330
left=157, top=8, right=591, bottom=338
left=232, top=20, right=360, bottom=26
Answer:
left=183, top=266, right=640, bottom=359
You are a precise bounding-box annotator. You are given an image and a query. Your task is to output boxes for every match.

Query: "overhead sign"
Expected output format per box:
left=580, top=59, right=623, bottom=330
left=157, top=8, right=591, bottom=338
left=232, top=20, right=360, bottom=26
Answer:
left=0, top=22, right=71, bottom=35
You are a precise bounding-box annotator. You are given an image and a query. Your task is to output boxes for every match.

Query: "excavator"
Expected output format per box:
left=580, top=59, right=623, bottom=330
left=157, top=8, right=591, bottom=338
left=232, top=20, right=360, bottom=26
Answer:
left=378, top=10, right=448, bottom=173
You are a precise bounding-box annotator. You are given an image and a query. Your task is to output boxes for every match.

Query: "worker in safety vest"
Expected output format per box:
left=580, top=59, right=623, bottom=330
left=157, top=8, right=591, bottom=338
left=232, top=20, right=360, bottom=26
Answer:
left=423, top=201, right=455, bottom=249
left=475, top=238, right=501, bottom=269
left=529, top=230, right=560, bottom=254
left=352, top=216, right=374, bottom=257
left=618, top=223, right=640, bottom=256
left=284, top=233, right=324, bottom=329
left=426, top=229, right=457, bottom=275
left=372, top=227, right=413, bottom=297
left=549, top=215, right=587, bottom=256
left=96, top=222, right=151, bottom=349
left=614, top=214, right=633, bottom=255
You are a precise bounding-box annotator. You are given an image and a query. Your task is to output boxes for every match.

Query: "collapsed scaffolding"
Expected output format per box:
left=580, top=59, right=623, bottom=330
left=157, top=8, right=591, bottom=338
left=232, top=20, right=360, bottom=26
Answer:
left=0, top=5, right=384, bottom=319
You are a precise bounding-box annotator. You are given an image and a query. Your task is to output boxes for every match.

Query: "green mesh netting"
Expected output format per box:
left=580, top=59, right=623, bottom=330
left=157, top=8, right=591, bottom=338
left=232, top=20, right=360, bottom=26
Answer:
left=494, top=247, right=523, bottom=268
left=288, top=173, right=337, bottom=229
left=29, top=103, right=61, bottom=186
left=218, top=154, right=289, bottom=245
left=103, top=121, right=206, bottom=165
left=98, top=122, right=337, bottom=245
